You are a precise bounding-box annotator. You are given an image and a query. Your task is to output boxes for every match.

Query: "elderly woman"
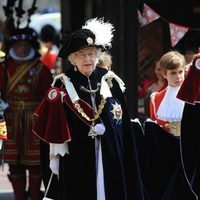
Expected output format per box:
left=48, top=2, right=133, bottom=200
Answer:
left=33, top=18, right=144, bottom=200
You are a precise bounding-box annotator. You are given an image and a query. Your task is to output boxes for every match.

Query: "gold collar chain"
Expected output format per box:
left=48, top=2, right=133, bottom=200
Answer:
left=74, top=96, right=106, bottom=122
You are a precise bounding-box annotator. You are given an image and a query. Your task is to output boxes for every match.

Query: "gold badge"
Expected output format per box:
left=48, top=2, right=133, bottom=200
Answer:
left=111, top=102, right=123, bottom=121
left=0, top=121, right=7, bottom=137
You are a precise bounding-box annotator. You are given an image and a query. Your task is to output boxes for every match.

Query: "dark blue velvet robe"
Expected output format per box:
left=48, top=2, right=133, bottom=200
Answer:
left=142, top=121, right=196, bottom=200
left=35, top=66, right=145, bottom=200
left=181, top=103, right=200, bottom=199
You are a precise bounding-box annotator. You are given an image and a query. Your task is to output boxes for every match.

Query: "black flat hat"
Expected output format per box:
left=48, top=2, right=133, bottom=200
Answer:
left=58, top=29, right=97, bottom=59
left=58, top=18, right=114, bottom=59
left=9, top=27, right=40, bottom=49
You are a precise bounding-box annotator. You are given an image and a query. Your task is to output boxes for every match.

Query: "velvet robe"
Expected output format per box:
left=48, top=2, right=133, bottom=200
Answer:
left=180, top=103, right=200, bottom=199
left=142, top=121, right=196, bottom=200
left=34, top=66, right=145, bottom=200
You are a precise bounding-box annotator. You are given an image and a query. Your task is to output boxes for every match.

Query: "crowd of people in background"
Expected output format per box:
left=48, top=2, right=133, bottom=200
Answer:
left=138, top=59, right=167, bottom=118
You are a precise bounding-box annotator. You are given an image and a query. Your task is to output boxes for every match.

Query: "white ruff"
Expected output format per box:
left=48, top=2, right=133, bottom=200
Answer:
left=157, top=86, right=185, bottom=122
left=9, top=47, right=35, bottom=61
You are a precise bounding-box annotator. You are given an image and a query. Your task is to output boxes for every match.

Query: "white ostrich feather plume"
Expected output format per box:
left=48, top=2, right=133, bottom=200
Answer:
left=82, top=18, right=115, bottom=48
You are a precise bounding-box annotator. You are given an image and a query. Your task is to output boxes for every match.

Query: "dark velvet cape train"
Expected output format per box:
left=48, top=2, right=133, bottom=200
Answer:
left=131, top=119, right=196, bottom=200
left=176, top=55, right=200, bottom=199
left=180, top=103, right=200, bottom=199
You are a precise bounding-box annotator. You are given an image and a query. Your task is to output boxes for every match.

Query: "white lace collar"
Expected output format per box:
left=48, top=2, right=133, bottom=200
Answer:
left=157, top=86, right=185, bottom=122
left=9, top=47, right=35, bottom=61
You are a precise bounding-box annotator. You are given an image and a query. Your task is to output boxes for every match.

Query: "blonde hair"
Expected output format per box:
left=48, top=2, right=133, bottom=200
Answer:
left=160, top=50, right=186, bottom=71
left=98, top=51, right=112, bottom=70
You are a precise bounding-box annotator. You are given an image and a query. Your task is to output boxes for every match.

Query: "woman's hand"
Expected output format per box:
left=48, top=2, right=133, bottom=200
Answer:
left=95, top=123, right=105, bottom=135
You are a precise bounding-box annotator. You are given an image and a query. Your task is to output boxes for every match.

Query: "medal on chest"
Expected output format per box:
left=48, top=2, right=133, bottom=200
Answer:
left=111, top=102, right=123, bottom=122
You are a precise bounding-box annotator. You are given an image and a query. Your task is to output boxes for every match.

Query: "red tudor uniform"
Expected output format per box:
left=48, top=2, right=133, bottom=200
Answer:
left=149, top=86, right=185, bottom=136
left=0, top=58, right=52, bottom=165
left=150, top=88, right=169, bottom=131
left=0, top=27, right=52, bottom=200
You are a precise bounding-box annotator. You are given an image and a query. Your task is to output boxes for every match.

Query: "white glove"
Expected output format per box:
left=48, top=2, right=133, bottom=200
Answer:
left=49, top=156, right=59, bottom=175
left=95, top=123, right=105, bottom=135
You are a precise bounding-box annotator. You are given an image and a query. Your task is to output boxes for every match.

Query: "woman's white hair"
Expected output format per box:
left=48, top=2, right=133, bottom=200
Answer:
left=68, top=48, right=102, bottom=66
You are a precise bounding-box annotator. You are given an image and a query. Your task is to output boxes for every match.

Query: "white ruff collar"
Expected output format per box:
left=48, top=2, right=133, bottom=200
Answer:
left=9, top=47, right=35, bottom=61
left=157, top=86, right=185, bottom=122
